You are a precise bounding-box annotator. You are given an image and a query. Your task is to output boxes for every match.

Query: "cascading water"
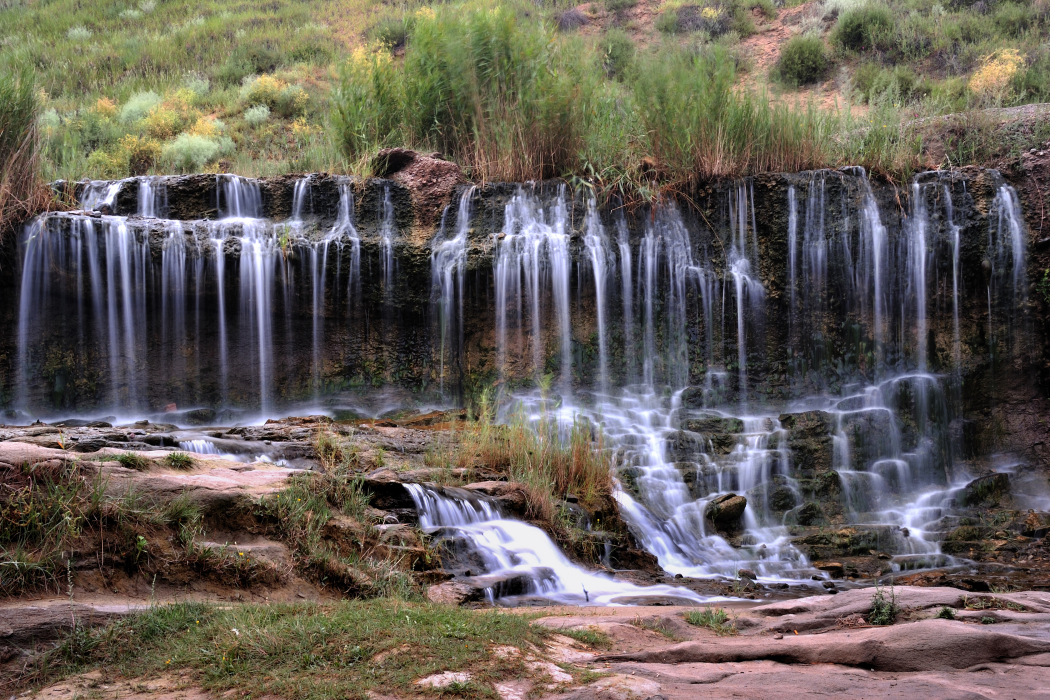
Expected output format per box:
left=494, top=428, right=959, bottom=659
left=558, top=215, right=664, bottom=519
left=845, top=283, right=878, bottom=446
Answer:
left=405, top=483, right=716, bottom=605
left=494, top=186, right=573, bottom=389
left=11, top=167, right=1038, bottom=597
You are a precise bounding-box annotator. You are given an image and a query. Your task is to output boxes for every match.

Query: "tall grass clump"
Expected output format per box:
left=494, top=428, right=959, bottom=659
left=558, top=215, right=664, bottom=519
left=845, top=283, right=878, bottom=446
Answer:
left=632, top=47, right=832, bottom=184
left=0, top=65, right=44, bottom=233
left=449, top=390, right=612, bottom=526
left=334, top=6, right=598, bottom=181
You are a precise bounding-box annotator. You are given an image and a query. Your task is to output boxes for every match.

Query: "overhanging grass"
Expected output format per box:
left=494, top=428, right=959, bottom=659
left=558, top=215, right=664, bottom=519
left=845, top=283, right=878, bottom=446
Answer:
left=0, top=64, right=45, bottom=234
left=28, top=600, right=547, bottom=700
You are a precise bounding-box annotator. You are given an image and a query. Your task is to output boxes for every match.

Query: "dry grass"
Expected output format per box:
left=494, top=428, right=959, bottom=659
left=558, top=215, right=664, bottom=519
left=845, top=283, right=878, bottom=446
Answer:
left=0, top=66, right=49, bottom=239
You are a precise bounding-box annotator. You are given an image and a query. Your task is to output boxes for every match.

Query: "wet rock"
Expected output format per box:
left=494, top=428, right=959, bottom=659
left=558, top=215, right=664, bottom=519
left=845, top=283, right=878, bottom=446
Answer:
left=792, top=501, right=825, bottom=526
left=706, top=494, right=747, bottom=524
left=961, top=472, right=1010, bottom=507
left=679, top=415, right=744, bottom=455
left=814, top=561, right=845, bottom=578
left=738, top=568, right=758, bottom=580
left=779, top=411, right=835, bottom=477
left=462, top=481, right=528, bottom=516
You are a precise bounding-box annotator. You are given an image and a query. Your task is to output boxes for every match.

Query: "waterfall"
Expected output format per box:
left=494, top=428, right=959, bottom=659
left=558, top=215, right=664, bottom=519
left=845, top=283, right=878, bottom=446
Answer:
left=12, top=167, right=1038, bottom=594
left=81, top=179, right=124, bottom=212
left=583, top=198, right=611, bottom=392
left=405, top=484, right=710, bottom=604
left=494, top=186, right=573, bottom=388
left=380, top=184, right=396, bottom=297
left=137, top=177, right=166, bottom=218
left=432, top=187, right=475, bottom=397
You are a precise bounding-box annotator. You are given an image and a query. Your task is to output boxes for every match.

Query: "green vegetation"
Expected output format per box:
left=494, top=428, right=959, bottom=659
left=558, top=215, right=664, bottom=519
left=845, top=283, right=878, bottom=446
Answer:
left=114, top=451, right=150, bottom=470
left=0, top=65, right=43, bottom=232
left=777, top=35, right=829, bottom=86
left=632, top=616, right=684, bottom=640
left=29, top=600, right=548, bottom=700
left=834, top=3, right=894, bottom=52
left=868, top=584, right=899, bottom=625
left=559, top=626, right=614, bottom=649
left=0, top=462, right=216, bottom=595
left=1, top=0, right=1049, bottom=193
left=165, top=452, right=194, bottom=470
left=936, top=606, right=956, bottom=620
left=684, top=607, right=737, bottom=636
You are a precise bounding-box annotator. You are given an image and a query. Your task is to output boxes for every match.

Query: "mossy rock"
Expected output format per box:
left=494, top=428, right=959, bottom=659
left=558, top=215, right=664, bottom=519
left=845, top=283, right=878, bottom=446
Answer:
left=961, top=473, right=1010, bottom=507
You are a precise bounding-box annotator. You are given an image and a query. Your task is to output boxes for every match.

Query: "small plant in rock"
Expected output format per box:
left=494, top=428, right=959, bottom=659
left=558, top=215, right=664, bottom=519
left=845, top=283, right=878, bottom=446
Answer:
left=981, top=616, right=998, bottom=624
left=868, top=584, right=899, bottom=625
left=685, top=607, right=737, bottom=636
left=115, top=452, right=150, bottom=471
left=165, top=452, right=194, bottom=470
left=936, top=606, right=956, bottom=619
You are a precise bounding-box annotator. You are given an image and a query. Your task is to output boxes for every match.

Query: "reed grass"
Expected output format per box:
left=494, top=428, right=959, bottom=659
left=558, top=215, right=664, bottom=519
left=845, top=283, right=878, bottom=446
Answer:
left=447, top=390, right=612, bottom=526
left=0, top=65, right=46, bottom=235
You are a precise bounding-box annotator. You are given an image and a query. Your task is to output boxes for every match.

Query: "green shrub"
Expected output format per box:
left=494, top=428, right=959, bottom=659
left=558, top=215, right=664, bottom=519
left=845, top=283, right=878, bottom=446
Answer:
left=119, top=91, right=162, bottom=123
left=993, top=2, right=1034, bottom=36
left=606, top=0, right=638, bottom=12
left=559, top=627, right=613, bottom=648
left=244, top=104, right=270, bottom=127
left=777, top=35, right=829, bottom=86
left=115, top=452, right=150, bottom=470
left=853, top=64, right=930, bottom=103
left=834, top=3, right=893, bottom=51
left=936, top=606, right=956, bottom=619
left=67, top=25, right=92, bottom=41
left=632, top=45, right=831, bottom=181
left=600, top=29, right=635, bottom=79
left=1012, top=49, right=1050, bottom=103
left=750, top=0, right=777, bottom=20
left=655, top=9, right=680, bottom=33
left=162, top=133, right=233, bottom=172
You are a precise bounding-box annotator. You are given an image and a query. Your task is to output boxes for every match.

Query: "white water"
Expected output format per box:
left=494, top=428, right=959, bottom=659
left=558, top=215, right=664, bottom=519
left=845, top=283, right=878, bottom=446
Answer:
left=432, top=188, right=475, bottom=397
left=406, top=483, right=720, bottom=605
left=14, top=169, right=1035, bottom=600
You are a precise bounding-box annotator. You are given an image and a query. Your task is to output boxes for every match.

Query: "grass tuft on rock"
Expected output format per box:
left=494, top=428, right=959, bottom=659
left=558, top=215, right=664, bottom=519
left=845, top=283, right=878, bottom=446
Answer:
left=559, top=626, right=613, bottom=649
left=684, top=607, right=737, bottom=636
left=165, top=452, right=194, bottom=470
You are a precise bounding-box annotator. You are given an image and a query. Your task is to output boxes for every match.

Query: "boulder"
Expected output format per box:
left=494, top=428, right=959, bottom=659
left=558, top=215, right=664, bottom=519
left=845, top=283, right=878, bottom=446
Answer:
left=706, top=494, right=747, bottom=524
left=961, top=472, right=1010, bottom=507
left=371, top=148, right=465, bottom=229
left=425, top=581, right=484, bottom=605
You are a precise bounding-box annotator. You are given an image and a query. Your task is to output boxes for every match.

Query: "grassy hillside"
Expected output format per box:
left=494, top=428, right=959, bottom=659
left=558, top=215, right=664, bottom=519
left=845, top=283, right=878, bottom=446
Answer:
left=1, top=0, right=1048, bottom=187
